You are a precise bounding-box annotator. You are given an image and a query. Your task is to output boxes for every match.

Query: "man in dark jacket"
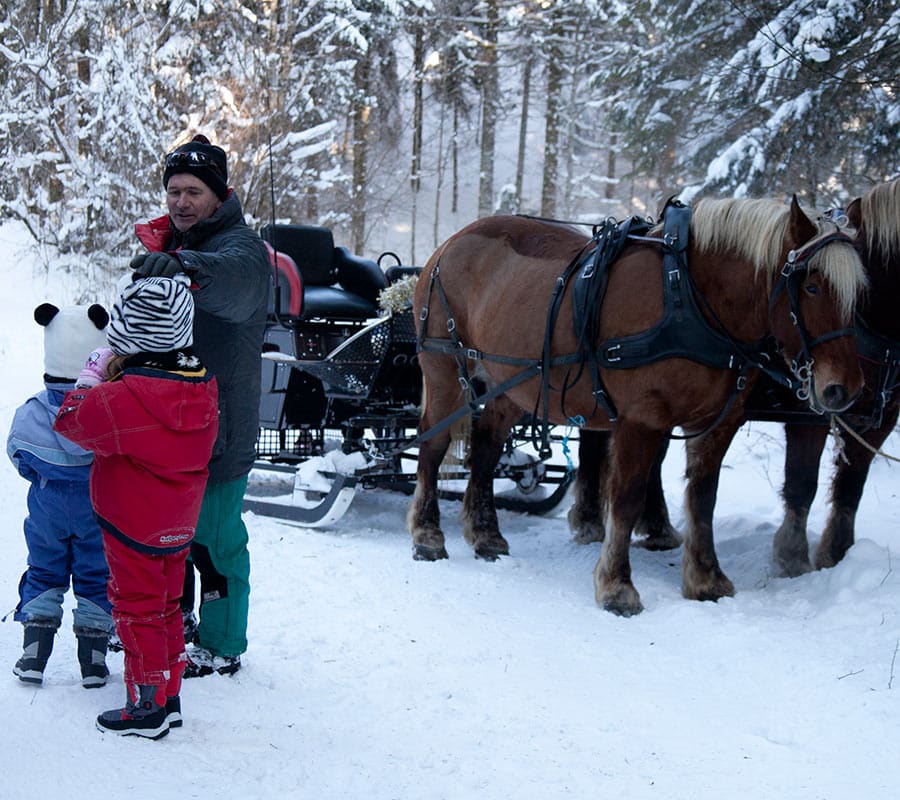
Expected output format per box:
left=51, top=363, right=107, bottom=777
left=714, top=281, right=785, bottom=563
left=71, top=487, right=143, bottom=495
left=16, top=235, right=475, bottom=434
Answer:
left=131, top=134, right=270, bottom=677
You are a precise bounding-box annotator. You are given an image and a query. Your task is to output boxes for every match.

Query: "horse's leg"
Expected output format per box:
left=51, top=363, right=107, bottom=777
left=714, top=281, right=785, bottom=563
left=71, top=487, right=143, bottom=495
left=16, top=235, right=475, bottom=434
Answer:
left=772, top=423, right=829, bottom=577
left=634, top=437, right=682, bottom=551
left=407, top=356, right=460, bottom=561
left=461, top=396, right=521, bottom=560
left=681, top=420, right=742, bottom=602
left=593, top=420, right=664, bottom=616
left=815, top=405, right=900, bottom=569
left=568, top=429, right=608, bottom=544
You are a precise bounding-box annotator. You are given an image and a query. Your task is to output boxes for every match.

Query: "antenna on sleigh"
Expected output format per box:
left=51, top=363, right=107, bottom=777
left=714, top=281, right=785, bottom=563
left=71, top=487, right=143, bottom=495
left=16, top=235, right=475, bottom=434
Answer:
left=264, top=78, right=287, bottom=328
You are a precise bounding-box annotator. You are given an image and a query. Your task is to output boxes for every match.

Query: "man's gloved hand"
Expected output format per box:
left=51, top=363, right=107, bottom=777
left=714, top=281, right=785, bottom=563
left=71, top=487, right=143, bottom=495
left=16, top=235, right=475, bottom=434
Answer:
left=131, top=251, right=182, bottom=279
left=76, top=347, right=117, bottom=389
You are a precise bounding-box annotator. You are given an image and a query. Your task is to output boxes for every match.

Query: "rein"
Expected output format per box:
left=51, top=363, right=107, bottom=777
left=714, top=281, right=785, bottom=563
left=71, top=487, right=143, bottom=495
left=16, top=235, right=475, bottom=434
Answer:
left=831, top=413, right=900, bottom=464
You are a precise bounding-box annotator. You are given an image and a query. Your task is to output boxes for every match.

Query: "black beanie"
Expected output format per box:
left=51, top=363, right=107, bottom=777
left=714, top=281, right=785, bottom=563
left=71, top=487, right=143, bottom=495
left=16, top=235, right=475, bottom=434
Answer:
left=163, top=134, right=228, bottom=200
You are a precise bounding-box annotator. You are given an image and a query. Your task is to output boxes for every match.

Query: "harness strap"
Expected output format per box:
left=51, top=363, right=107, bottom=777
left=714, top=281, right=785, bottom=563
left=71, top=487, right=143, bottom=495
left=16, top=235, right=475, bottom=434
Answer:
left=851, top=316, right=900, bottom=430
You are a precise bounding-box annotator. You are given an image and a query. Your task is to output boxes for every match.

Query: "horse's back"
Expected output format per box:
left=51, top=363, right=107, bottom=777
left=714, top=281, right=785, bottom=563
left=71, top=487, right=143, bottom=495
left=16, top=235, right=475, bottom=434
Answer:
left=427, top=215, right=589, bottom=273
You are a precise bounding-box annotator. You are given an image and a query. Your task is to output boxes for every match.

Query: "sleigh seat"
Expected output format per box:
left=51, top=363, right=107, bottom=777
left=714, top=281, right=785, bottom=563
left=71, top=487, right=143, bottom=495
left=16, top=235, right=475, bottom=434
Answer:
left=260, top=224, right=388, bottom=321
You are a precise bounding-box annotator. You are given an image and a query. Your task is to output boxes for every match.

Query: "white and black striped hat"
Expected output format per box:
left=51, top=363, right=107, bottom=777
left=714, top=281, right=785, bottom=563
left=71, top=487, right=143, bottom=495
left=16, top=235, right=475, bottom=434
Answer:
left=107, top=275, right=194, bottom=356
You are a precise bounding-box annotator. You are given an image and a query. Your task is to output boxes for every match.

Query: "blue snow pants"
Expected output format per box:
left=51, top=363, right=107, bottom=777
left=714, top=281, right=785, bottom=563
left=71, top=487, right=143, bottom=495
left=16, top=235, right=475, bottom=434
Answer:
left=15, top=478, right=112, bottom=632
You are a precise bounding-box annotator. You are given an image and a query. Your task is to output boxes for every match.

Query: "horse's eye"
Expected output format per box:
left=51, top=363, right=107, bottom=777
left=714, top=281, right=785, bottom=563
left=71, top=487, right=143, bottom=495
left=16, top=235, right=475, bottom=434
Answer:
left=805, top=283, right=820, bottom=295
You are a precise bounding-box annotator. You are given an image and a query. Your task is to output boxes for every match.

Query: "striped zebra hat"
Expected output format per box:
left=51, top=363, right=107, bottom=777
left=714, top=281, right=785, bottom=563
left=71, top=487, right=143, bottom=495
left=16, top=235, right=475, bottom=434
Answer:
left=107, top=275, right=194, bottom=355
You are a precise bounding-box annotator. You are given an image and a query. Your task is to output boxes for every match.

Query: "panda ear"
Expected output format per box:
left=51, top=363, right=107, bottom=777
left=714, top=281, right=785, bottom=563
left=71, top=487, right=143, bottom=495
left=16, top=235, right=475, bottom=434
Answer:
left=34, top=303, right=60, bottom=327
left=87, top=303, right=110, bottom=330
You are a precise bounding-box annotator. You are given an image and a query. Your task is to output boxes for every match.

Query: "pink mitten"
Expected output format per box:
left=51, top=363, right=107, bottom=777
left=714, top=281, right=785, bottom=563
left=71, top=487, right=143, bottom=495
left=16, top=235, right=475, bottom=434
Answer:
left=76, top=347, right=116, bottom=389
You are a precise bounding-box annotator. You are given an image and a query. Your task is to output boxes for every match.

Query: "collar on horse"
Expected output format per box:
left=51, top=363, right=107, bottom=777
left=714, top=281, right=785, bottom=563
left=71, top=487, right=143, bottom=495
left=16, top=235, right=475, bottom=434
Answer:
left=568, top=198, right=806, bottom=437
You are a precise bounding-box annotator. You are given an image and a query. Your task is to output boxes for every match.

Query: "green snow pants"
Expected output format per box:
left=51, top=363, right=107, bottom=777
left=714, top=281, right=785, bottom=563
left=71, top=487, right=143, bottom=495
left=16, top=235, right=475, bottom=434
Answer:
left=192, top=476, right=250, bottom=658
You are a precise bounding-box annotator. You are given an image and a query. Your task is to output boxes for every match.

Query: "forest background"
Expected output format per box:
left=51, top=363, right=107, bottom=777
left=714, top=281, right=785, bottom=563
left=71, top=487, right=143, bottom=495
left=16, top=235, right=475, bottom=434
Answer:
left=1, top=0, right=898, bottom=291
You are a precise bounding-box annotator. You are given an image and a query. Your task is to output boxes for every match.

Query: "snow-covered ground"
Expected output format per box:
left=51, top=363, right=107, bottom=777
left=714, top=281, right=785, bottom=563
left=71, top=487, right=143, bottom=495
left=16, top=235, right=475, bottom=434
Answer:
left=1, top=220, right=898, bottom=799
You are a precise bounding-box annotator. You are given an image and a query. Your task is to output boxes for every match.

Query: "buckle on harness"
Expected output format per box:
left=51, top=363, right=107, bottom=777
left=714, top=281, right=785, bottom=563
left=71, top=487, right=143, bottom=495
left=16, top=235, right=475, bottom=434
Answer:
left=605, top=344, right=622, bottom=363
left=466, top=348, right=480, bottom=361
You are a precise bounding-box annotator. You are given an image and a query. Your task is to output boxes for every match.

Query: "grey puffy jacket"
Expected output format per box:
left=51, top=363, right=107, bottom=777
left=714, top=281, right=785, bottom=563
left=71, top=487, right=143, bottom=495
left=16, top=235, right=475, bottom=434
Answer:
left=163, top=193, right=269, bottom=483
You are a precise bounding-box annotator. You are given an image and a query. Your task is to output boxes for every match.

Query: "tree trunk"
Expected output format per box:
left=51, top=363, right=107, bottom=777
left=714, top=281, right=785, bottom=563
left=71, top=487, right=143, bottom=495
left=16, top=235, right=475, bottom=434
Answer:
left=514, top=57, right=532, bottom=213
left=411, top=22, right=424, bottom=261
left=605, top=133, right=618, bottom=200
left=541, top=40, right=564, bottom=217
left=477, top=0, right=499, bottom=216
left=350, top=54, right=370, bottom=253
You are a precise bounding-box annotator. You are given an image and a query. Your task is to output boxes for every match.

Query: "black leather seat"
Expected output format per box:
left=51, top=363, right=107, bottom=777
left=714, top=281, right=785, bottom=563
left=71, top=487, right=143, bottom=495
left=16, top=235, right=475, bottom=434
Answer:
left=260, top=224, right=388, bottom=321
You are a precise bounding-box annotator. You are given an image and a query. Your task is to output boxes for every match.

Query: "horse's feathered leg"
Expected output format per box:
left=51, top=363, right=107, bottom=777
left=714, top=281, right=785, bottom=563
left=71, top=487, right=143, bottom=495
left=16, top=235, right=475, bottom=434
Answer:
left=407, top=354, right=459, bottom=561
left=772, top=423, right=828, bottom=576
left=634, top=437, right=682, bottom=550
left=594, top=420, right=665, bottom=616
left=681, top=418, right=742, bottom=601
left=461, top=397, right=521, bottom=560
left=571, top=431, right=681, bottom=549
left=816, top=403, right=899, bottom=569
left=568, top=429, right=609, bottom=545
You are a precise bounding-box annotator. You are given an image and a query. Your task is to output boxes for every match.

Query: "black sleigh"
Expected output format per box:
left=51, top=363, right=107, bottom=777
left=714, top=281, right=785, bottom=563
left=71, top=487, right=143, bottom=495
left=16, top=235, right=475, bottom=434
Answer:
left=243, top=224, right=573, bottom=527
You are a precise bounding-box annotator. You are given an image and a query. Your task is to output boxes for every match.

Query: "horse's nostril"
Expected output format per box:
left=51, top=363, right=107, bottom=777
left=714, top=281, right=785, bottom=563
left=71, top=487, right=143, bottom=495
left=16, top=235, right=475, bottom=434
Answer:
left=821, top=383, right=850, bottom=412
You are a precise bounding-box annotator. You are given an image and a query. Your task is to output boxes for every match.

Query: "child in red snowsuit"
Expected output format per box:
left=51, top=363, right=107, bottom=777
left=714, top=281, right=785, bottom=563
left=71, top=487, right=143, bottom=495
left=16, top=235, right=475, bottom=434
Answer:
left=54, top=275, right=218, bottom=739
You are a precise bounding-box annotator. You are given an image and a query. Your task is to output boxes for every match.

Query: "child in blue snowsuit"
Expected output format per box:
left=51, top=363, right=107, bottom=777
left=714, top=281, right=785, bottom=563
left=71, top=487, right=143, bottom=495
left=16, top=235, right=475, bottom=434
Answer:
left=8, top=303, right=113, bottom=688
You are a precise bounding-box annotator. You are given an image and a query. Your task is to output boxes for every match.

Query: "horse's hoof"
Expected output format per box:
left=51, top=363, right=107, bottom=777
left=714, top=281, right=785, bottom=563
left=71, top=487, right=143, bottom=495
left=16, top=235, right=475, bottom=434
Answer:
left=773, top=555, right=812, bottom=578
left=683, top=574, right=735, bottom=602
left=474, top=537, right=509, bottom=561
left=595, top=582, right=643, bottom=617
left=571, top=523, right=604, bottom=545
left=601, top=595, right=644, bottom=617
left=413, top=544, right=449, bottom=561
left=635, top=526, right=681, bottom=551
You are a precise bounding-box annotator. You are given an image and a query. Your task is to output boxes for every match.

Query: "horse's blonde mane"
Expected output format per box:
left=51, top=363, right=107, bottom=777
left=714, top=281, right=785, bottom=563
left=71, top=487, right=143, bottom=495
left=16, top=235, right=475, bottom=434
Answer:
left=691, top=197, right=865, bottom=319
left=861, top=177, right=900, bottom=259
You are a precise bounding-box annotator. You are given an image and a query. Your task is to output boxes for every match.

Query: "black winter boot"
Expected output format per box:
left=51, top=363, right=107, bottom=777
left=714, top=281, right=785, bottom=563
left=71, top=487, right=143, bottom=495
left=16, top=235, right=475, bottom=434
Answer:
left=13, top=623, right=56, bottom=686
left=75, top=627, right=110, bottom=689
left=96, top=684, right=169, bottom=739
left=182, top=611, right=199, bottom=645
left=165, top=695, right=183, bottom=728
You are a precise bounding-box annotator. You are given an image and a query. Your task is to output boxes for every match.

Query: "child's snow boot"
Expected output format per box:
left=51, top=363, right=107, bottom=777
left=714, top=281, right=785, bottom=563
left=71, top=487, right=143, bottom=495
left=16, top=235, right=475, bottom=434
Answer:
left=75, top=627, right=110, bottom=689
left=13, top=623, right=56, bottom=686
left=165, top=695, right=183, bottom=728
left=96, top=684, right=169, bottom=739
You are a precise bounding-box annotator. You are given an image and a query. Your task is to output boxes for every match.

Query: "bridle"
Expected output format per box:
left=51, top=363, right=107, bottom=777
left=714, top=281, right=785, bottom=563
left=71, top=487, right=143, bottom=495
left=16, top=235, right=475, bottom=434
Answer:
left=768, top=229, right=857, bottom=405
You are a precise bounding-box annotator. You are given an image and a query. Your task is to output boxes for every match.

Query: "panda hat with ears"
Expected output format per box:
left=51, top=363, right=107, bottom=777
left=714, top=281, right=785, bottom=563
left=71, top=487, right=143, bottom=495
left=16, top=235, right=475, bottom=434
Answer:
left=34, top=303, right=110, bottom=382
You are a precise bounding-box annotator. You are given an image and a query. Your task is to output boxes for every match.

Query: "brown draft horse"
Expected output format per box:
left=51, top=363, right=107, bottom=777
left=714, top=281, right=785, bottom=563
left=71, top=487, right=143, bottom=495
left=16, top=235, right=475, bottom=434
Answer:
left=409, top=197, right=867, bottom=616
left=572, top=179, right=900, bottom=577
left=569, top=178, right=900, bottom=577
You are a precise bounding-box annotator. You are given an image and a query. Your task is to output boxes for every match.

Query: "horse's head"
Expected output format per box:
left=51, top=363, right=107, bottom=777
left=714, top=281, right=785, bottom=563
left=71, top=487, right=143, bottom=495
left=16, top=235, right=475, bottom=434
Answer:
left=845, top=177, right=900, bottom=341
left=768, top=195, right=866, bottom=413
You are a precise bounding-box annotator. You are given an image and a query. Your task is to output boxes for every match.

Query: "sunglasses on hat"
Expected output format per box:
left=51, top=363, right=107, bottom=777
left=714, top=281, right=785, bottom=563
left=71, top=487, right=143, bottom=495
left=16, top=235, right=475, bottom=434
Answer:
left=165, top=149, right=223, bottom=174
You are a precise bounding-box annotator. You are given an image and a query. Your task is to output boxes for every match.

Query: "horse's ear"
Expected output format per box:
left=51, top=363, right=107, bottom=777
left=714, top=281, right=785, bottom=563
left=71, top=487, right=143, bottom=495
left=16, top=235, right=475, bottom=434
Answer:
left=845, top=197, right=862, bottom=229
left=788, top=194, right=816, bottom=244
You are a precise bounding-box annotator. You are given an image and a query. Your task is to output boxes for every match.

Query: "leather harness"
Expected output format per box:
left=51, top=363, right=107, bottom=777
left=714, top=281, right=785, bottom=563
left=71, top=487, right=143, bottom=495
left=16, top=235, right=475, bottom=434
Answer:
left=416, top=201, right=853, bottom=456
